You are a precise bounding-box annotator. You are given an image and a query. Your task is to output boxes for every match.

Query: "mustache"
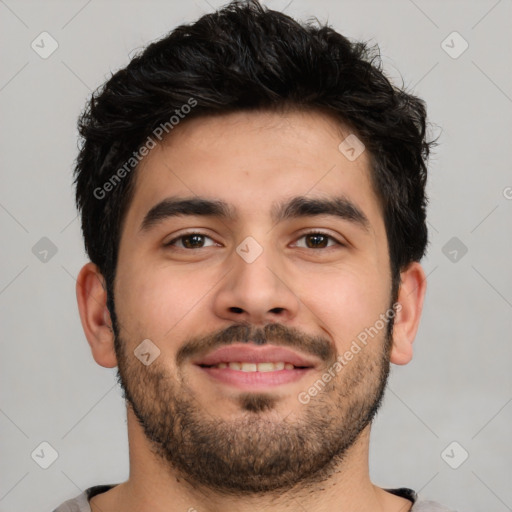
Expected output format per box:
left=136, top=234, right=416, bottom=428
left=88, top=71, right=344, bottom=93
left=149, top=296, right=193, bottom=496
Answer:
left=176, top=322, right=336, bottom=367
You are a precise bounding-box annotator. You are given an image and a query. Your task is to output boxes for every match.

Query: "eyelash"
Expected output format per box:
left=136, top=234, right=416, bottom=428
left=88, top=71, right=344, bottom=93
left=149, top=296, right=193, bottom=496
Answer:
left=164, top=230, right=344, bottom=250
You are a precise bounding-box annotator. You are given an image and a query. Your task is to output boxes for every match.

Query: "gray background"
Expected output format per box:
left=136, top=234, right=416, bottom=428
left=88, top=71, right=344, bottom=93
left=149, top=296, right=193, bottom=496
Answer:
left=1, top=0, right=511, bottom=511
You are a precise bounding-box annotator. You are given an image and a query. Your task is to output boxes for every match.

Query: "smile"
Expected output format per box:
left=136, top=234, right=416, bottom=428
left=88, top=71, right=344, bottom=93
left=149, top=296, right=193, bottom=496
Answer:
left=201, top=361, right=302, bottom=371
left=196, top=363, right=312, bottom=390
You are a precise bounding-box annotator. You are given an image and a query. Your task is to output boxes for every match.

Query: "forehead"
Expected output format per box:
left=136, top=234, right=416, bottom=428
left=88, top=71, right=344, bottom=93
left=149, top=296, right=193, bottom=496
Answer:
left=122, top=109, right=384, bottom=235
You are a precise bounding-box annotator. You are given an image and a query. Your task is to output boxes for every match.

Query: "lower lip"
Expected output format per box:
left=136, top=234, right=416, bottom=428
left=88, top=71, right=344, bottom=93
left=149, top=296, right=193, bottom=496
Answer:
left=197, top=365, right=311, bottom=390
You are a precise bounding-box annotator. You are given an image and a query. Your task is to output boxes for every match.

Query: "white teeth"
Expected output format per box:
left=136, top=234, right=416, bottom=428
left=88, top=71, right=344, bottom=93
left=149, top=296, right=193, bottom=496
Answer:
left=257, top=362, right=275, bottom=372
left=241, top=362, right=258, bottom=372
left=211, top=361, right=297, bottom=371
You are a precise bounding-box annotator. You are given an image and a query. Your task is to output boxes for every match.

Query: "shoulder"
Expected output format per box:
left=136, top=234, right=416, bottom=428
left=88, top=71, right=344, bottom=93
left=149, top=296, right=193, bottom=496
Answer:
left=52, top=484, right=118, bottom=512
left=52, top=490, right=90, bottom=512
left=385, top=488, right=459, bottom=512
left=412, top=499, right=459, bottom=511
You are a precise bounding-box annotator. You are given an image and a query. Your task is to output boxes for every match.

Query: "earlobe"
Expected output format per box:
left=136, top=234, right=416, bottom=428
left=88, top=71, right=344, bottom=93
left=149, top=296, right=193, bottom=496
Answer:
left=390, top=262, right=427, bottom=366
left=76, top=262, right=118, bottom=368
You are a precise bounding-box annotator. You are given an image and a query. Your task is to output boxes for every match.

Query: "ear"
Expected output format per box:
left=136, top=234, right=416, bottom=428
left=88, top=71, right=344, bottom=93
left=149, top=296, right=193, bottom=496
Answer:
left=76, top=262, right=118, bottom=368
left=390, top=262, right=427, bottom=365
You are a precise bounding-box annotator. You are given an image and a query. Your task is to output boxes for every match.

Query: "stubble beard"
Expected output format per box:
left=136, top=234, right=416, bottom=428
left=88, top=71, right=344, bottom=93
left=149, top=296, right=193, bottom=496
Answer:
left=113, top=321, right=392, bottom=495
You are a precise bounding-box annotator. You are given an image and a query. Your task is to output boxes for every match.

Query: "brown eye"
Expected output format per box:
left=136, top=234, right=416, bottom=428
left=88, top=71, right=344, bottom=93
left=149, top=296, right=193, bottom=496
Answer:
left=305, top=233, right=329, bottom=248
left=165, top=233, right=216, bottom=249
left=294, top=232, right=342, bottom=249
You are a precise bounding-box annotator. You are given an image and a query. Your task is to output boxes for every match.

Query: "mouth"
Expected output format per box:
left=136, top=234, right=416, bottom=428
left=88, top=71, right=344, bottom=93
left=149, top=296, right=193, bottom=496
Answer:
left=193, top=344, right=317, bottom=390
left=196, top=363, right=312, bottom=389
left=198, top=361, right=308, bottom=371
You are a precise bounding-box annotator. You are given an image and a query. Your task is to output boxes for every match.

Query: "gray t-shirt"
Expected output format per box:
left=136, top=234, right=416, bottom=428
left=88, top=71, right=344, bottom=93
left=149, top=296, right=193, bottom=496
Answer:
left=52, top=484, right=458, bottom=511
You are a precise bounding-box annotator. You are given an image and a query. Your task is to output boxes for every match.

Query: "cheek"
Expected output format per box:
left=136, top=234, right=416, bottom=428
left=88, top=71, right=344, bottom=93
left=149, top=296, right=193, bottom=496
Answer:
left=115, top=260, right=219, bottom=340
left=299, top=265, right=390, bottom=348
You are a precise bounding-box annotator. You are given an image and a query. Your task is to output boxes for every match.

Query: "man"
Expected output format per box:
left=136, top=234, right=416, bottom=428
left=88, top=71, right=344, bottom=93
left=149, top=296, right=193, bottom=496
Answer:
left=54, top=0, right=454, bottom=510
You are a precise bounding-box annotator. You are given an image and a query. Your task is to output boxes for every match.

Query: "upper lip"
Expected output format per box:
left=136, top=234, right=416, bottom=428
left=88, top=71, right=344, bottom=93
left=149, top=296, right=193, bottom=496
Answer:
left=193, top=344, right=319, bottom=368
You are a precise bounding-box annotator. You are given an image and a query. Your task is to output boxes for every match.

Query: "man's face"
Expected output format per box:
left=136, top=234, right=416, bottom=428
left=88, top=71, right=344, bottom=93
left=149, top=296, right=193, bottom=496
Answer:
left=112, top=109, right=394, bottom=493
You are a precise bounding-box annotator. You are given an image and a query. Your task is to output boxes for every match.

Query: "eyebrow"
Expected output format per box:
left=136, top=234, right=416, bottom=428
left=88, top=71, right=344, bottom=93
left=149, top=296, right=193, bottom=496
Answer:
left=139, top=195, right=370, bottom=233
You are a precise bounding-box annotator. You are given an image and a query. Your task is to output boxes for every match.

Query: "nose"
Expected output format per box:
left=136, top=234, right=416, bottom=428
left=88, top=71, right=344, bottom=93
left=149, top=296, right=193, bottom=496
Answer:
left=211, top=238, right=300, bottom=326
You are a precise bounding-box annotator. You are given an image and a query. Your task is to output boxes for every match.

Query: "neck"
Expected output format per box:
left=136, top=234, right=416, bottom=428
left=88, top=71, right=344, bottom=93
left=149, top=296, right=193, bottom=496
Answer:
left=90, top=406, right=412, bottom=512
